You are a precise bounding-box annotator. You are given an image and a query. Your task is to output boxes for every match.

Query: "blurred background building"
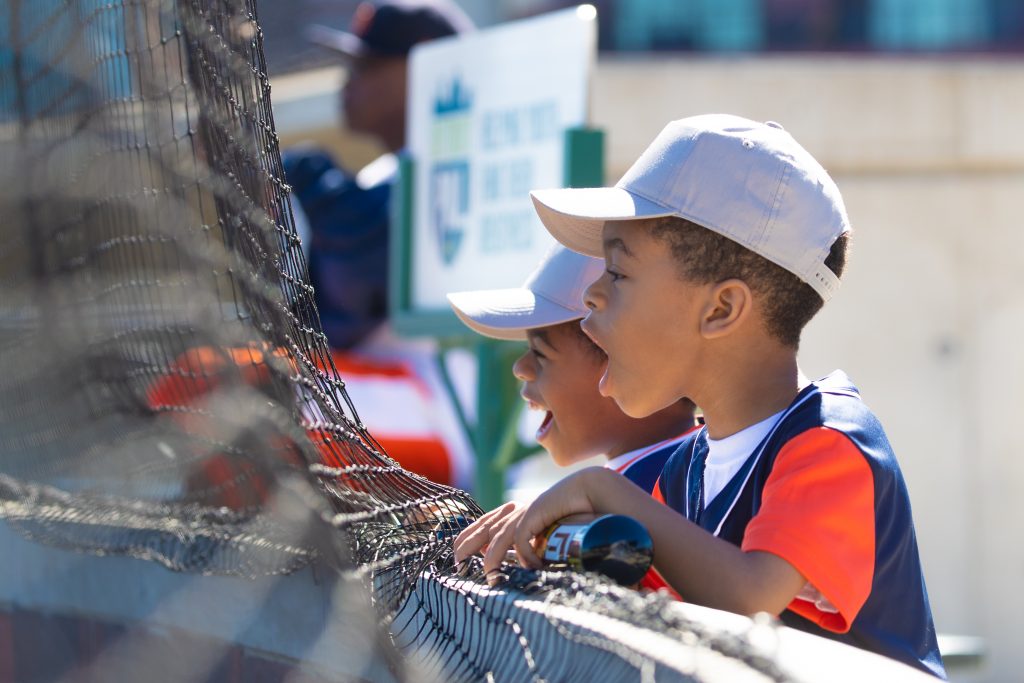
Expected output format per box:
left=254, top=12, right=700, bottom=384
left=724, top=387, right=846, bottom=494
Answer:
left=262, top=2, right=1023, bottom=681
left=259, top=0, right=1024, bottom=76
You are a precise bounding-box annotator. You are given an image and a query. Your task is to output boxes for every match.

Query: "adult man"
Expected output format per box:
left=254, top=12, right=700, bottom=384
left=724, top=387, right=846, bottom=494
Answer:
left=286, top=1, right=474, bottom=348
left=283, top=1, right=476, bottom=487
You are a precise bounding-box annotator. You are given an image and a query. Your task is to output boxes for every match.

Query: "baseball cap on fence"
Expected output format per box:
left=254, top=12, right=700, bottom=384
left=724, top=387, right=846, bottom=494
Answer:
left=530, top=114, right=851, bottom=302
left=446, top=244, right=605, bottom=341
left=307, top=0, right=474, bottom=59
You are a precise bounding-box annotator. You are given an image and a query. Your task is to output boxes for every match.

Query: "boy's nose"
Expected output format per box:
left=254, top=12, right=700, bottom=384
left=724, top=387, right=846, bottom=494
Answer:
left=583, top=275, right=604, bottom=310
left=512, top=350, right=535, bottom=381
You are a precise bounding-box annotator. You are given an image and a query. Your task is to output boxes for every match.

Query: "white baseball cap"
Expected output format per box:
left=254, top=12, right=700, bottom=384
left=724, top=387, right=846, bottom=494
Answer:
left=530, top=114, right=851, bottom=302
left=446, top=244, right=605, bottom=341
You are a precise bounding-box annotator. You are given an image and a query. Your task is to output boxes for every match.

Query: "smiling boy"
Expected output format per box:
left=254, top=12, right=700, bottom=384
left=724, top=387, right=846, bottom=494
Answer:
left=455, top=115, right=944, bottom=677
left=448, top=244, right=697, bottom=491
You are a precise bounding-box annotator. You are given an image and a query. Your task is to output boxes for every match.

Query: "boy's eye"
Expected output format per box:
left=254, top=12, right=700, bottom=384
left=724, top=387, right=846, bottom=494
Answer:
left=606, top=268, right=624, bottom=282
left=531, top=348, right=547, bottom=361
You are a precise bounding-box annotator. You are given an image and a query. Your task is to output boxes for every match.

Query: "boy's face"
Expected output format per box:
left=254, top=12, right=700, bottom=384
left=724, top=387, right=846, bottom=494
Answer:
left=582, top=220, right=706, bottom=418
left=512, top=322, right=631, bottom=465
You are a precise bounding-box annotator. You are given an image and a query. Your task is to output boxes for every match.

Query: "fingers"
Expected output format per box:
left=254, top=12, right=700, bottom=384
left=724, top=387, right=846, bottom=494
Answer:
left=481, top=506, right=530, bottom=576
left=451, top=492, right=578, bottom=581
left=453, top=501, right=544, bottom=582
left=481, top=504, right=544, bottom=574
left=453, top=501, right=517, bottom=564
left=513, top=516, right=544, bottom=569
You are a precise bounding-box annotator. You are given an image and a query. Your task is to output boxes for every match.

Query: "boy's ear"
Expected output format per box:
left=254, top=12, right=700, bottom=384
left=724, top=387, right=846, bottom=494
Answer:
left=699, top=279, right=753, bottom=339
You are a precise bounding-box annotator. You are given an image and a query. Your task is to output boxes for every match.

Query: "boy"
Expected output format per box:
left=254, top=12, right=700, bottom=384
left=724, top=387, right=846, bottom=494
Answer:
left=447, top=244, right=698, bottom=493
left=454, top=115, right=945, bottom=678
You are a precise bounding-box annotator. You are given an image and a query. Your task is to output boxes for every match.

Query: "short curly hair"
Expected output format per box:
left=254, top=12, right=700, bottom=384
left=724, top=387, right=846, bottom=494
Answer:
left=646, top=216, right=849, bottom=348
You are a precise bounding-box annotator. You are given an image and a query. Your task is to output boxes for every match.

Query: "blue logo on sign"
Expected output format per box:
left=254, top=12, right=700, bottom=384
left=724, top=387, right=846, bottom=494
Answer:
left=430, top=77, right=473, bottom=265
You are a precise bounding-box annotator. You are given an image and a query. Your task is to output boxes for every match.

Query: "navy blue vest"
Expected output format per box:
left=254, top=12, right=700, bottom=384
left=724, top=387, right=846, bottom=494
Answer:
left=658, top=372, right=945, bottom=678
left=619, top=440, right=680, bottom=493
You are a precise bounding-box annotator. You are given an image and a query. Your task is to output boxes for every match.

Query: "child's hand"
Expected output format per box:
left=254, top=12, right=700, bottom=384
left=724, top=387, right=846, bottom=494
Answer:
left=452, top=500, right=533, bottom=582
left=453, top=468, right=606, bottom=580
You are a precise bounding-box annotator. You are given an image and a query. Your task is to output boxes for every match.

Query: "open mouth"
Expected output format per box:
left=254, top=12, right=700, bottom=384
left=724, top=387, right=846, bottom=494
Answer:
left=536, top=410, right=554, bottom=440
left=522, top=393, right=554, bottom=442
left=580, top=318, right=606, bottom=353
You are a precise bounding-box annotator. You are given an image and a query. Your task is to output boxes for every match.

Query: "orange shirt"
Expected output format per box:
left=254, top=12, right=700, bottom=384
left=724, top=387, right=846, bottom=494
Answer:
left=742, top=427, right=875, bottom=633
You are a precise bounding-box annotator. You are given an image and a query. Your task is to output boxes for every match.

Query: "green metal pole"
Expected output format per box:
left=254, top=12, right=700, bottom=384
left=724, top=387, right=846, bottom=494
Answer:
left=564, top=127, right=605, bottom=189
left=473, top=339, right=522, bottom=510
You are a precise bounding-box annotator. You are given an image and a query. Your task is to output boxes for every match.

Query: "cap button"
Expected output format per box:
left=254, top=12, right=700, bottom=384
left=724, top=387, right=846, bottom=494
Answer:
left=765, top=121, right=784, bottom=130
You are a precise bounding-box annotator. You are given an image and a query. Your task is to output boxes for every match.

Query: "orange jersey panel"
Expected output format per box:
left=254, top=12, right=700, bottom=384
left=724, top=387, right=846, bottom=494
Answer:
left=742, top=427, right=875, bottom=633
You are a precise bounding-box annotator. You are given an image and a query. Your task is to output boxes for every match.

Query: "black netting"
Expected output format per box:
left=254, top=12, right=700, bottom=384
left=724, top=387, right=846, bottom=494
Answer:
left=0, top=1, right=805, bottom=681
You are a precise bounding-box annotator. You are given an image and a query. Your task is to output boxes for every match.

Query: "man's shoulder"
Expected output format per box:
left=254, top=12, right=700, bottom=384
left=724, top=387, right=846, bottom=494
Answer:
left=356, top=153, right=399, bottom=189
left=282, top=146, right=347, bottom=189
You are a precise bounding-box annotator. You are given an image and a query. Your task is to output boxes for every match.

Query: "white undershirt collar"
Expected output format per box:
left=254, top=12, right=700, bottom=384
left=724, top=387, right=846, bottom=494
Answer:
left=703, top=409, right=785, bottom=505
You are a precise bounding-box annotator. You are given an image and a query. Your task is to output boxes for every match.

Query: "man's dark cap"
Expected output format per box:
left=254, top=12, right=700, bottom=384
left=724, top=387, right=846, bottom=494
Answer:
left=307, top=0, right=474, bottom=59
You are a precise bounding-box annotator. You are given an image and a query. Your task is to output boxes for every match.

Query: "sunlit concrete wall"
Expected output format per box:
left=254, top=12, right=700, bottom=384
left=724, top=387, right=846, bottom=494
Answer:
left=592, top=56, right=1023, bottom=682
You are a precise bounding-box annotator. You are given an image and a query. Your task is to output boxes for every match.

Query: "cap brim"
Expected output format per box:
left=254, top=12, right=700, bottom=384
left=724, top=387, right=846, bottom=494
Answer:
left=305, top=25, right=369, bottom=58
left=447, top=289, right=582, bottom=341
left=530, top=188, right=675, bottom=257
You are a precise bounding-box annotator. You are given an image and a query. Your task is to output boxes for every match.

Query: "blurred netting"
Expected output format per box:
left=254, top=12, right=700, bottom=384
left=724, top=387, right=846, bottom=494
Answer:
left=0, top=1, right=794, bottom=681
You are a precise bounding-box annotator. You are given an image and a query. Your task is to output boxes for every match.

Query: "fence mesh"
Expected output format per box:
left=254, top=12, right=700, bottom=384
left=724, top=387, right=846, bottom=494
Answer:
left=0, top=1, right=809, bottom=681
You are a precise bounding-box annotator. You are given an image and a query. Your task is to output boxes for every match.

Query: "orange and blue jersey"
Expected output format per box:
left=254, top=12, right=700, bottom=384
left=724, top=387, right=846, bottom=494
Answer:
left=656, top=371, right=945, bottom=678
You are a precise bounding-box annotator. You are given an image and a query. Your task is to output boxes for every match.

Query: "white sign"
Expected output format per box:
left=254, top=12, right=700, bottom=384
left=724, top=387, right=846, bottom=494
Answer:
left=407, top=7, right=596, bottom=311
